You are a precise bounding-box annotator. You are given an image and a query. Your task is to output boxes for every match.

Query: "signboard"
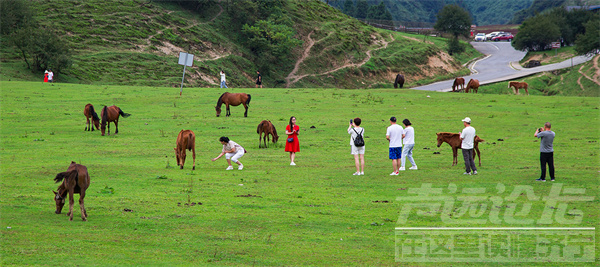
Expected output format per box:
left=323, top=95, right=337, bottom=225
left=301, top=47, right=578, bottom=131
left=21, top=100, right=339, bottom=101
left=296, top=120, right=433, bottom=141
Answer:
left=551, top=42, right=560, bottom=49
left=178, top=52, right=194, bottom=95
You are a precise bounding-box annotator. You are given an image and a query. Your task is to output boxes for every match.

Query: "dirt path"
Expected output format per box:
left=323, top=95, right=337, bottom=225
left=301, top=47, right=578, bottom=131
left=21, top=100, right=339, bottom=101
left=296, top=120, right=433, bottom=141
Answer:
left=285, top=34, right=394, bottom=87
left=576, top=55, right=600, bottom=92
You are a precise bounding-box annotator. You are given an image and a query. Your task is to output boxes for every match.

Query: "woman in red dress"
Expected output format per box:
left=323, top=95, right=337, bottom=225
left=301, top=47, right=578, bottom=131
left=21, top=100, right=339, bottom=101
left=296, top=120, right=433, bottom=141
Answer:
left=285, top=116, right=300, bottom=165
left=44, top=70, right=49, bottom=82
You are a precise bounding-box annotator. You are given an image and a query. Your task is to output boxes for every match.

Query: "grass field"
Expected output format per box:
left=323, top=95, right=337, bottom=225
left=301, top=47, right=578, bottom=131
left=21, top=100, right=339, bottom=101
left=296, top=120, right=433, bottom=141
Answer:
left=1, top=82, right=598, bottom=265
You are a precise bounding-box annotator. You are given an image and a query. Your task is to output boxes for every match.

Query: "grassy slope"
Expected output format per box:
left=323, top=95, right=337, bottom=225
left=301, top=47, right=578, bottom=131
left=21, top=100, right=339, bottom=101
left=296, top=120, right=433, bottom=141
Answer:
left=0, top=0, right=476, bottom=89
left=0, top=82, right=598, bottom=265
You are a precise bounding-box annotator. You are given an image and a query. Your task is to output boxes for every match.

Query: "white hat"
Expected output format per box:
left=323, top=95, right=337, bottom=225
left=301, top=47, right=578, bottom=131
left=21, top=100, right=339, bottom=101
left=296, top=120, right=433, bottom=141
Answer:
left=45, top=70, right=48, bottom=73
left=462, top=117, right=471, bottom=123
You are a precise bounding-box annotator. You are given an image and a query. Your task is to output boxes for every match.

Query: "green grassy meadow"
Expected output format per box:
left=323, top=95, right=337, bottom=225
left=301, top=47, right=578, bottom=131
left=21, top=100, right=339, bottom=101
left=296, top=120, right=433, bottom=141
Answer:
left=1, top=82, right=598, bottom=266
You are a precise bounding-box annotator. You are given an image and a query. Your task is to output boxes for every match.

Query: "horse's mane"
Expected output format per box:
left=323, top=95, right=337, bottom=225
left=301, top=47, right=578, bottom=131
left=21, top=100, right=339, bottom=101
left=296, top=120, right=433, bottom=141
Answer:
left=101, top=106, right=108, bottom=127
left=271, top=121, right=278, bottom=137
left=89, top=105, right=100, bottom=121
left=216, top=92, right=227, bottom=107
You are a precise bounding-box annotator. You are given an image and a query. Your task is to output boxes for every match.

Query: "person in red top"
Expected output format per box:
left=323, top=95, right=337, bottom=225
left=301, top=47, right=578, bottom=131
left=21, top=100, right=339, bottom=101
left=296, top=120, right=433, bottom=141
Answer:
left=44, top=70, right=49, bottom=83
left=285, top=116, right=300, bottom=165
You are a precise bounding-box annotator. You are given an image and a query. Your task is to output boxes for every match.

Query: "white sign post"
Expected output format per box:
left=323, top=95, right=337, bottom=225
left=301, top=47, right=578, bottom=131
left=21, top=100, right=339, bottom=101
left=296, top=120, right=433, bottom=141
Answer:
left=551, top=42, right=560, bottom=56
left=178, top=52, right=194, bottom=95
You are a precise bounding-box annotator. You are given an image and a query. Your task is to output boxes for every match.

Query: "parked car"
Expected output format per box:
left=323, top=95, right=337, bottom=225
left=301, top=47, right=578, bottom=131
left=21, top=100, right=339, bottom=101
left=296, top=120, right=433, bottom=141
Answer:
left=485, top=31, right=504, bottom=41
left=474, top=33, right=486, bottom=42
left=492, top=34, right=514, bottom=42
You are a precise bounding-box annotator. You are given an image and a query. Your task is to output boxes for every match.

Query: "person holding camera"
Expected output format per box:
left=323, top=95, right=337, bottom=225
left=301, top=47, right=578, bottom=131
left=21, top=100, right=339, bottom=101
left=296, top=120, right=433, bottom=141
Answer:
left=386, top=116, right=403, bottom=175
left=285, top=116, right=300, bottom=165
left=534, top=122, right=555, bottom=181
left=348, top=118, right=365, bottom=175
left=460, top=117, right=477, bottom=175
left=212, top=136, right=245, bottom=170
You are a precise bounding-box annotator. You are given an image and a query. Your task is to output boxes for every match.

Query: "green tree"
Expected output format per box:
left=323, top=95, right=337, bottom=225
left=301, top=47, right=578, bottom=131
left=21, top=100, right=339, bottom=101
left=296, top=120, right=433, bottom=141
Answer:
left=11, top=26, right=72, bottom=73
left=0, top=0, right=33, bottom=35
left=241, top=19, right=302, bottom=73
left=355, top=0, right=368, bottom=19
left=575, top=17, right=600, bottom=56
left=434, top=4, right=472, bottom=38
left=366, top=2, right=393, bottom=26
left=342, top=0, right=355, bottom=17
left=512, top=15, right=560, bottom=52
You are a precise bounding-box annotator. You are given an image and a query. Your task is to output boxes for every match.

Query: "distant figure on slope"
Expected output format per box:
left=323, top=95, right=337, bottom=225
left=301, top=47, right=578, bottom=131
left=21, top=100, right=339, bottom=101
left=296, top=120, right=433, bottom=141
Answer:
left=220, top=70, right=228, bottom=88
left=256, top=70, right=262, bottom=88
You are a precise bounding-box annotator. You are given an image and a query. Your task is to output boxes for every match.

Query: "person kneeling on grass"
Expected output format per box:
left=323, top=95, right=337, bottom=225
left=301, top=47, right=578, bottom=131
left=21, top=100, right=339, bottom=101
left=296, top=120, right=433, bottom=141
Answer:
left=212, top=136, right=245, bottom=170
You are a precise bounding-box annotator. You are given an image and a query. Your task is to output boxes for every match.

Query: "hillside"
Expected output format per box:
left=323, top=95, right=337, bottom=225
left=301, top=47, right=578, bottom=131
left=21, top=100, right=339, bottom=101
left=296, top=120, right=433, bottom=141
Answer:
left=0, top=0, right=478, bottom=89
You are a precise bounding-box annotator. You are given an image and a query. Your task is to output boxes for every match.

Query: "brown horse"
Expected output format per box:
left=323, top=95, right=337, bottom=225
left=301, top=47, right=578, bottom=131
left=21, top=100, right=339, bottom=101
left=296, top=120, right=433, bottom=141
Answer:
left=174, top=129, right=196, bottom=170
left=508, top=81, right=529, bottom=95
left=257, top=120, right=279, bottom=148
left=452, top=77, right=465, bottom=92
left=436, top=132, right=485, bottom=166
left=393, top=74, right=405, bottom=88
left=84, top=104, right=100, bottom=131
left=53, top=161, right=90, bottom=221
left=100, top=105, right=131, bottom=136
left=465, top=79, right=479, bottom=93
left=215, top=92, right=251, bottom=117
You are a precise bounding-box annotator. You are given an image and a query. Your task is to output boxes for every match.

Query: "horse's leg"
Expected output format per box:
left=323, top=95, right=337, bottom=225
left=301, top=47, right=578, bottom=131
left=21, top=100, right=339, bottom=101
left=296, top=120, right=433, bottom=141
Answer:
left=191, top=147, right=196, bottom=170
left=525, top=88, right=529, bottom=95
left=226, top=104, right=230, bottom=117
left=79, top=191, right=87, bottom=221
left=475, top=146, right=481, bottom=166
left=243, top=103, right=248, bottom=117
left=85, top=117, right=89, bottom=131
left=68, top=190, right=75, bottom=221
left=452, top=147, right=458, bottom=166
left=114, top=119, right=119, bottom=134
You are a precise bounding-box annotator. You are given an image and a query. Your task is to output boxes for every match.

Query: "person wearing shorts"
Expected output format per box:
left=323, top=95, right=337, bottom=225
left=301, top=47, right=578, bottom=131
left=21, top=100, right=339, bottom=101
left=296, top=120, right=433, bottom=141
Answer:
left=386, top=116, right=403, bottom=175
left=255, top=70, right=262, bottom=88
left=212, top=136, right=245, bottom=170
left=348, top=117, right=365, bottom=175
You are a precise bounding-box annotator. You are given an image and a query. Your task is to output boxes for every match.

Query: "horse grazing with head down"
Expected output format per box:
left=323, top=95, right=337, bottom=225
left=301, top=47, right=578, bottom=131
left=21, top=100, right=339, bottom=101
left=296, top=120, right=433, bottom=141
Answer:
left=174, top=129, right=196, bottom=170
left=84, top=104, right=100, bottom=131
left=215, top=92, right=251, bottom=117
left=508, top=81, right=529, bottom=95
left=436, top=132, right=485, bottom=166
left=452, top=77, right=465, bottom=92
left=465, top=79, right=479, bottom=93
left=393, top=74, right=405, bottom=88
left=257, top=120, right=279, bottom=148
left=100, top=105, right=131, bottom=136
left=53, top=161, right=90, bottom=221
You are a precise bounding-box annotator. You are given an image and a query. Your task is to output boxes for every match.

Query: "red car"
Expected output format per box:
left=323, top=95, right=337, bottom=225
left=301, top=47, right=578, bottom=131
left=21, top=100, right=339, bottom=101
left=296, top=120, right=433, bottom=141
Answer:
left=492, top=34, right=514, bottom=42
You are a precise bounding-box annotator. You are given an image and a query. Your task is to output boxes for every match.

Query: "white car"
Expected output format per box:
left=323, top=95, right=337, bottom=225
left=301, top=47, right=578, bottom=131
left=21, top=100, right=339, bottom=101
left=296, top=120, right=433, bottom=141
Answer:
left=474, top=33, right=486, bottom=42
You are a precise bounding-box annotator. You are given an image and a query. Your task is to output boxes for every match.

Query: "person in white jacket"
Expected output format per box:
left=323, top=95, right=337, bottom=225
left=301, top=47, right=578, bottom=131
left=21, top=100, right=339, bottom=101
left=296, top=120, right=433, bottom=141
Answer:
left=220, top=70, right=227, bottom=88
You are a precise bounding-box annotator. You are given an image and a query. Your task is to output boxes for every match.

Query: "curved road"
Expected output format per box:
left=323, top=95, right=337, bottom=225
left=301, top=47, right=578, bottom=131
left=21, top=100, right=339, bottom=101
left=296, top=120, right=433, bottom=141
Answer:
left=413, top=42, right=594, bottom=92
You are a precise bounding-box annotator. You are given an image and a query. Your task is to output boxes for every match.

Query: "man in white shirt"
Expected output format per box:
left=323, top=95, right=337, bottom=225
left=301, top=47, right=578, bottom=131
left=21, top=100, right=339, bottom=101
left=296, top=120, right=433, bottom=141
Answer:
left=48, top=70, right=54, bottom=83
left=386, top=117, right=403, bottom=175
left=460, top=117, right=477, bottom=175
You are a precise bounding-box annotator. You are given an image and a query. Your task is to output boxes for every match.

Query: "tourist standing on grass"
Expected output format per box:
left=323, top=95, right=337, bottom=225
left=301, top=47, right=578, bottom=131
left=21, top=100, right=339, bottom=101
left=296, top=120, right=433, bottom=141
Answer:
left=400, top=119, right=417, bottom=171
left=220, top=70, right=228, bottom=88
left=285, top=116, right=300, bottom=165
left=44, top=70, right=49, bottom=83
left=348, top=117, right=365, bottom=175
left=534, top=122, right=555, bottom=181
left=460, top=117, right=477, bottom=175
left=48, top=69, right=54, bottom=83
left=386, top=116, right=403, bottom=175
left=212, top=136, right=244, bottom=170
left=255, top=70, right=262, bottom=88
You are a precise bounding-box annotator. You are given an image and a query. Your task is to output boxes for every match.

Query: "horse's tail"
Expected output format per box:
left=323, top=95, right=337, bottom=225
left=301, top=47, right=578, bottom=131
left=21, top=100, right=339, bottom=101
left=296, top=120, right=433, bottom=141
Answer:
left=187, top=132, right=195, bottom=151
left=119, top=108, right=131, bottom=118
left=257, top=121, right=263, bottom=134
left=101, top=106, right=108, bottom=127
left=54, top=169, right=77, bottom=184
left=245, top=94, right=251, bottom=106
left=89, top=105, right=100, bottom=121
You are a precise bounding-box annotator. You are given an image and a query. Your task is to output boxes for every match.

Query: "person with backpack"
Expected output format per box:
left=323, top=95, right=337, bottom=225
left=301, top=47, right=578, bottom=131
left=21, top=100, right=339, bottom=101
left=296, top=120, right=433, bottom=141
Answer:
left=348, top=117, right=365, bottom=175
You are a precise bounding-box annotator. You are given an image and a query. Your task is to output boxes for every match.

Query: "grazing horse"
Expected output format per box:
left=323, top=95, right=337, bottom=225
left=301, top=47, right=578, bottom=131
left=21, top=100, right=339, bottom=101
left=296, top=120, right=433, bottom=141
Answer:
left=100, top=105, right=131, bottom=136
left=436, top=132, right=485, bottom=166
left=257, top=120, right=279, bottom=148
left=393, top=74, right=405, bottom=88
left=508, top=81, right=529, bottom=95
left=84, top=103, right=100, bottom=131
left=174, top=129, right=196, bottom=170
left=53, top=161, right=90, bottom=221
left=215, top=92, right=251, bottom=117
left=465, top=79, right=479, bottom=93
left=452, top=77, right=465, bottom=92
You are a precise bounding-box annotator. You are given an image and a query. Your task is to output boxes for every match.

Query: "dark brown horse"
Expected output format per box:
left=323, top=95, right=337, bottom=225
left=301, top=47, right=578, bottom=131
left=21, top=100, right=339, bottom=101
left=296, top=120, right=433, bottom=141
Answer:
left=101, top=105, right=131, bottom=136
left=436, top=132, right=484, bottom=166
left=465, top=79, right=479, bottom=93
left=452, top=77, right=465, bottom=92
left=53, top=161, right=90, bottom=221
left=393, top=74, right=405, bottom=88
left=174, top=129, right=196, bottom=170
left=508, top=81, right=529, bottom=95
left=257, top=120, right=279, bottom=148
left=84, top=104, right=100, bottom=131
left=215, top=92, right=251, bottom=117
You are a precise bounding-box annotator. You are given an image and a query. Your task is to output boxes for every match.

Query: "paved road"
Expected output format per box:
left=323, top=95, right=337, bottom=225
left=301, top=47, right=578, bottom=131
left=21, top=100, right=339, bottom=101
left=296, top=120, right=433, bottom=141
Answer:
left=412, top=42, right=594, bottom=92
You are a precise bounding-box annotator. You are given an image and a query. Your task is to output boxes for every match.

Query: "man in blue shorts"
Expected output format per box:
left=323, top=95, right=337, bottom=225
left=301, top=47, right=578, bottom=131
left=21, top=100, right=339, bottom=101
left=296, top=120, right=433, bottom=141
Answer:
left=386, top=117, right=404, bottom=175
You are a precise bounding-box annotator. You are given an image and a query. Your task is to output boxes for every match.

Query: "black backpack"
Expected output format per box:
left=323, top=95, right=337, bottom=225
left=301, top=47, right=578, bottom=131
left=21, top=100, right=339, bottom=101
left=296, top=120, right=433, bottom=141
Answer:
left=352, top=128, right=365, bottom=147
